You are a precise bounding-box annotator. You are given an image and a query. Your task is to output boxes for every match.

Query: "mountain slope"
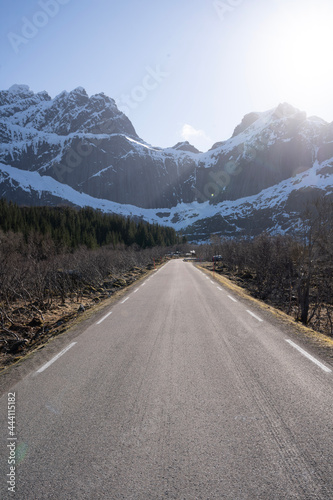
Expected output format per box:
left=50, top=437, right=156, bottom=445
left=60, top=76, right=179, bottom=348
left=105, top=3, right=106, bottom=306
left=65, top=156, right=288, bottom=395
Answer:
left=0, top=85, right=333, bottom=239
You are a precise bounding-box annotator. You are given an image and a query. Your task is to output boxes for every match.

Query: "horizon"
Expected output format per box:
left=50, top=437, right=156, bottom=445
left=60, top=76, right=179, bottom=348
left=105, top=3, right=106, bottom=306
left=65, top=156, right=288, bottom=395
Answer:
left=1, top=0, right=333, bottom=151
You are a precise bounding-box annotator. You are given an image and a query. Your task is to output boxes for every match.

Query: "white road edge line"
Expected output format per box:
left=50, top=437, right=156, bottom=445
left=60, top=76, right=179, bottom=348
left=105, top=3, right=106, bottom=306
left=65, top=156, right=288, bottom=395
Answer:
left=134, top=288, right=140, bottom=293
left=121, top=297, right=129, bottom=304
left=36, top=342, right=77, bottom=374
left=286, top=340, right=332, bottom=373
left=96, top=311, right=112, bottom=325
left=228, top=295, right=238, bottom=303
left=246, top=310, right=263, bottom=322
left=210, top=280, right=214, bottom=284
left=217, top=287, right=223, bottom=291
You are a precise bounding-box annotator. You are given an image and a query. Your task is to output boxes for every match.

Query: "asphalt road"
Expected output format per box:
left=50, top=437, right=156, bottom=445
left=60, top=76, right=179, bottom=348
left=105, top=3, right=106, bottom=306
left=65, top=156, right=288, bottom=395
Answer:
left=1, top=260, right=332, bottom=499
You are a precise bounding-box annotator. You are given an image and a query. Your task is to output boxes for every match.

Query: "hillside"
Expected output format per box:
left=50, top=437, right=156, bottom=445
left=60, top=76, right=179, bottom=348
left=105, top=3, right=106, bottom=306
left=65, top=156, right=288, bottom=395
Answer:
left=1, top=86, right=333, bottom=240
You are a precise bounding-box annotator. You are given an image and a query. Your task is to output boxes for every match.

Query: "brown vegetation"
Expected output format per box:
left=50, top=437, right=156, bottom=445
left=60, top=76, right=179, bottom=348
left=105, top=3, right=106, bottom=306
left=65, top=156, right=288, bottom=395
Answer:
left=0, top=232, right=174, bottom=369
left=201, top=199, right=333, bottom=338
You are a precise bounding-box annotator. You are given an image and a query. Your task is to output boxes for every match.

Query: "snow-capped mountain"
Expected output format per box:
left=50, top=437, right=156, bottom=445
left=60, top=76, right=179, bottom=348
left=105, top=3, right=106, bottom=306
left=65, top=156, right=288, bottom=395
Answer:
left=1, top=85, right=333, bottom=240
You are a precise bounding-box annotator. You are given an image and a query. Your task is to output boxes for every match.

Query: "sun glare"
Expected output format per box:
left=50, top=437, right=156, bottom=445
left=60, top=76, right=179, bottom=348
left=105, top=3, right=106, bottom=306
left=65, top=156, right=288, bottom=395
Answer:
left=248, top=2, right=333, bottom=115
left=277, top=14, right=331, bottom=87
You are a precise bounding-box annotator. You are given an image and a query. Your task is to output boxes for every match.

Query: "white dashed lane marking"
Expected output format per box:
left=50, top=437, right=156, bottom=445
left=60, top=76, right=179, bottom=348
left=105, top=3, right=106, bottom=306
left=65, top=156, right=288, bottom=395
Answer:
left=36, top=343, right=77, bottom=374
left=286, top=340, right=332, bottom=373
left=198, top=268, right=331, bottom=375
left=97, top=311, right=112, bottom=325
left=246, top=310, right=263, bottom=322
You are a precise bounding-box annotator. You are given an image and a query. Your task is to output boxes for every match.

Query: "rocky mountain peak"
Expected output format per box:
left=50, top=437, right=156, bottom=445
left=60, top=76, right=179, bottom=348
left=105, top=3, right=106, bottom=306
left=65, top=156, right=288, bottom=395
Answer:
left=8, top=84, right=33, bottom=95
left=0, top=85, right=51, bottom=119
left=0, top=85, right=138, bottom=138
left=0, top=85, right=332, bottom=239
left=232, top=112, right=261, bottom=137
left=273, top=102, right=303, bottom=119
left=171, top=141, right=200, bottom=154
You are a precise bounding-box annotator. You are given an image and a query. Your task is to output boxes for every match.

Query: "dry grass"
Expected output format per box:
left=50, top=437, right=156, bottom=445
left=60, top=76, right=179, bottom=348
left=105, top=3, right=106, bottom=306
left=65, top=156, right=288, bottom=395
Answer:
left=197, top=263, right=333, bottom=362
left=0, top=265, right=156, bottom=371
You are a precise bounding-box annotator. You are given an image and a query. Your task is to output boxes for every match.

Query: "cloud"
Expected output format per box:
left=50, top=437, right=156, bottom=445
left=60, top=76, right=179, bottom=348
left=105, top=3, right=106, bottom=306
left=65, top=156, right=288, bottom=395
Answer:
left=180, top=124, right=212, bottom=151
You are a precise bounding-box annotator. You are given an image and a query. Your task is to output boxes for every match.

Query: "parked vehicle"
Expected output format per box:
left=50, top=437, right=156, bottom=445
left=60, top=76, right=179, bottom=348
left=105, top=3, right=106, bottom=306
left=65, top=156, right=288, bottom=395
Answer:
left=212, top=255, right=223, bottom=262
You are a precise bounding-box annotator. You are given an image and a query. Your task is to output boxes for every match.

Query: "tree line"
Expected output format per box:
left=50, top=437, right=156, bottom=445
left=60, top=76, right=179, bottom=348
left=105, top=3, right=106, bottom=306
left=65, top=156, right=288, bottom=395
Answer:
left=0, top=199, right=183, bottom=250
left=0, top=200, right=186, bottom=356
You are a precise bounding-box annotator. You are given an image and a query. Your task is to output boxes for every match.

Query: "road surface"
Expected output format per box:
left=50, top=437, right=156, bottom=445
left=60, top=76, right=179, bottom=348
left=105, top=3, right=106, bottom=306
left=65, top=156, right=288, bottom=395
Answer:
left=1, top=260, right=332, bottom=499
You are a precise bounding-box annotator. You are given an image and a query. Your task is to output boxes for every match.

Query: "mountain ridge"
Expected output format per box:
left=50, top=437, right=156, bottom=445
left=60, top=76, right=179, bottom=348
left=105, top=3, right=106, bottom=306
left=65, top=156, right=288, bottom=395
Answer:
left=1, top=85, right=332, bottom=240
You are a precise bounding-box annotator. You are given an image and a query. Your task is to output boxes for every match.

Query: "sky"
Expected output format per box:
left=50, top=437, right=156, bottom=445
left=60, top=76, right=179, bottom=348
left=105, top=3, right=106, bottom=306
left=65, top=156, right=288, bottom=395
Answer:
left=1, top=0, right=333, bottom=152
